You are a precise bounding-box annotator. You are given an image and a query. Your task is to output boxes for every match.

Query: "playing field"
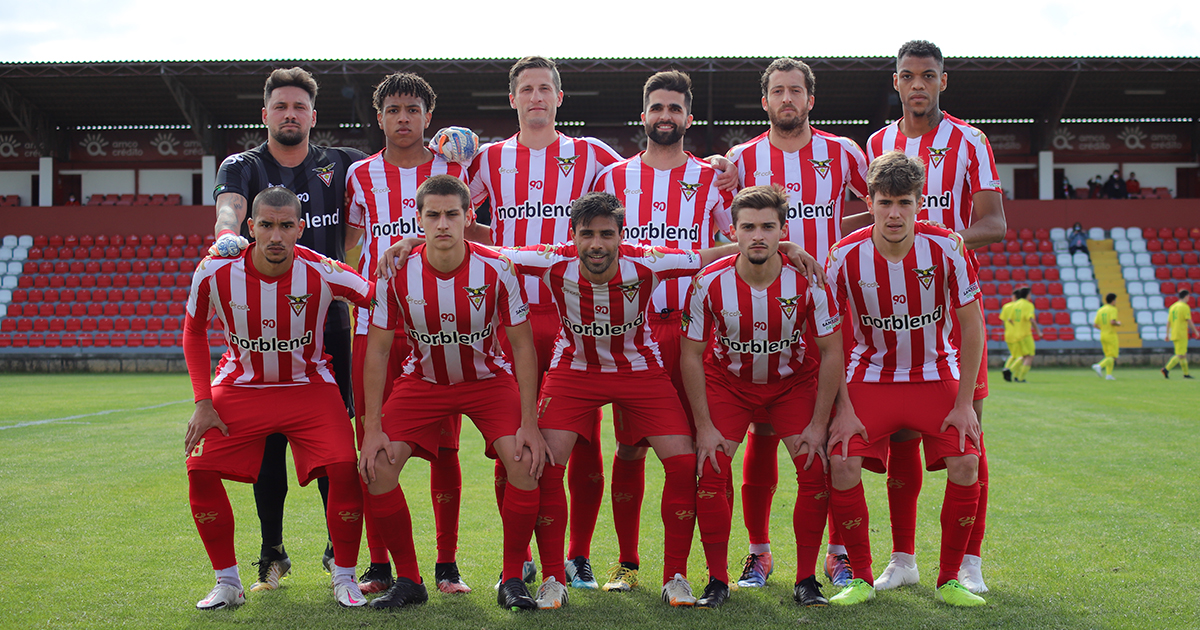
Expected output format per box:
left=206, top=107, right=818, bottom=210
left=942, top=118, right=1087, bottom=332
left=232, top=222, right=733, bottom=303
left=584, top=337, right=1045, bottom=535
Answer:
left=0, top=367, right=1195, bottom=629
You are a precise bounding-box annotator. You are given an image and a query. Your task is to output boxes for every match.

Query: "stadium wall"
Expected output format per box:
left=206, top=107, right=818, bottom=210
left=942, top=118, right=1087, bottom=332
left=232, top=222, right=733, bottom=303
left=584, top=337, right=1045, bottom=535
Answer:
left=0, top=205, right=213, bottom=237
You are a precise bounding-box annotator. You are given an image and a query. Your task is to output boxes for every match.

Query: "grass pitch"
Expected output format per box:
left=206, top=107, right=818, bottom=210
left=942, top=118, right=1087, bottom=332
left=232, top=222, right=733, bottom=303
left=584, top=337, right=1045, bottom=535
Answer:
left=0, top=367, right=1196, bottom=629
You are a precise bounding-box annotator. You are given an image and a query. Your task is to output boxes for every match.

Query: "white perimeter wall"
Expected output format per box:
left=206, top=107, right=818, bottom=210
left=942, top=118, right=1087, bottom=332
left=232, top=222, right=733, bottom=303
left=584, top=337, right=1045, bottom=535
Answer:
left=140, top=170, right=197, bottom=205
left=0, top=171, right=35, bottom=203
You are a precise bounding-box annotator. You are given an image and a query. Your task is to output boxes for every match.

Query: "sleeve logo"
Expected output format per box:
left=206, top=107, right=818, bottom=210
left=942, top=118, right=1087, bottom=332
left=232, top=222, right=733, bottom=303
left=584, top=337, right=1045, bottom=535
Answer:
left=285, top=294, right=311, bottom=315
left=912, top=264, right=938, bottom=290
left=464, top=285, right=491, bottom=310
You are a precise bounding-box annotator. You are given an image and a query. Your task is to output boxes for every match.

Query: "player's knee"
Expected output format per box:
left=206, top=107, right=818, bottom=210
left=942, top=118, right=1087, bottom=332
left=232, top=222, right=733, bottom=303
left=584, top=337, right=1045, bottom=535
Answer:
left=944, top=454, right=979, bottom=486
left=616, top=442, right=650, bottom=461
left=829, top=457, right=862, bottom=490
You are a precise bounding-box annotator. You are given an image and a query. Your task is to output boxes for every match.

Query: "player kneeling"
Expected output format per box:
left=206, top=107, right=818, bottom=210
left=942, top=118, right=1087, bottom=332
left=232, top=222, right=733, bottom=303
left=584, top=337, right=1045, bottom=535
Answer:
left=682, top=185, right=844, bottom=609
left=183, top=187, right=372, bottom=610
left=824, top=152, right=986, bottom=607
left=357, top=175, right=549, bottom=611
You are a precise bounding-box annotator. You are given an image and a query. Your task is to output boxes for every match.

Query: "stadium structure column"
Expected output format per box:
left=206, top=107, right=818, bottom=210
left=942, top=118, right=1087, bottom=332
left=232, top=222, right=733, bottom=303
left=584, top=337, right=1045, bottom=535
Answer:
left=1038, top=151, right=1054, bottom=200
left=201, top=155, right=217, bottom=206
left=38, top=157, right=52, bottom=207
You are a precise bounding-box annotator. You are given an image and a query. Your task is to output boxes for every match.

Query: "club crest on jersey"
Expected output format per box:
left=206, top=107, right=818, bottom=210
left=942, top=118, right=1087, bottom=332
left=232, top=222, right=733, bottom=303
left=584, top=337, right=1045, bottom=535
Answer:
left=776, top=295, right=801, bottom=319
left=285, top=294, right=310, bottom=316
left=553, top=155, right=578, bottom=176
left=313, top=163, right=336, bottom=187
left=677, top=180, right=702, bottom=201
left=927, top=147, right=952, bottom=168
left=620, top=280, right=643, bottom=302
left=464, top=285, right=490, bottom=310
left=808, top=158, right=833, bottom=179
left=913, top=264, right=938, bottom=290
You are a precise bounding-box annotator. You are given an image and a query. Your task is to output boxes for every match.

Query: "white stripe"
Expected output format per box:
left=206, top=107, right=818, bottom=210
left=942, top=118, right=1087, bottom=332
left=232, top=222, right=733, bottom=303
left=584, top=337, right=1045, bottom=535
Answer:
left=0, top=399, right=191, bottom=430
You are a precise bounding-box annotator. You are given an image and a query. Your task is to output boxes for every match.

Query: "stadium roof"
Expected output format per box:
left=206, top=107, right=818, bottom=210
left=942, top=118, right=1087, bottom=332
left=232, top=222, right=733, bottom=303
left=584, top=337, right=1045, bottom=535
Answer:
left=1, top=56, right=1198, bottom=157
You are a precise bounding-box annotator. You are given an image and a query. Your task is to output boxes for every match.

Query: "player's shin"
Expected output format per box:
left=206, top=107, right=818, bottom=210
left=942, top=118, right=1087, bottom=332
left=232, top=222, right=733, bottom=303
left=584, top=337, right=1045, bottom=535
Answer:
left=829, top=481, right=874, bottom=585
left=501, top=482, right=541, bottom=583
left=567, top=416, right=605, bottom=560
left=369, top=485, right=421, bottom=582
left=697, top=452, right=733, bottom=583
left=886, top=437, right=923, bottom=555
left=611, top=455, right=646, bottom=566
left=325, top=462, right=364, bottom=569
left=190, top=470, right=237, bottom=570
left=535, top=464, right=569, bottom=584
left=660, top=453, right=698, bottom=582
left=431, top=448, right=463, bottom=564
left=793, top=456, right=829, bottom=581
left=742, top=429, right=781, bottom=548
left=966, top=435, right=988, bottom=557
left=938, top=478, right=981, bottom=587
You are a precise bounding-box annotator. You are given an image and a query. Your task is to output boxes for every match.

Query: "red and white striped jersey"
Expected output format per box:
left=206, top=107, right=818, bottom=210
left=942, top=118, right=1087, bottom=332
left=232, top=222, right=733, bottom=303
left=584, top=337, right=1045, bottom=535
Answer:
left=866, top=114, right=1001, bottom=235
left=595, top=152, right=733, bottom=312
left=468, top=132, right=623, bottom=305
left=346, top=151, right=469, bottom=335
left=684, top=253, right=840, bottom=384
left=370, top=241, right=529, bottom=385
left=726, top=129, right=868, bottom=265
left=825, top=223, right=980, bottom=383
left=187, top=244, right=375, bottom=388
left=505, top=242, right=702, bottom=373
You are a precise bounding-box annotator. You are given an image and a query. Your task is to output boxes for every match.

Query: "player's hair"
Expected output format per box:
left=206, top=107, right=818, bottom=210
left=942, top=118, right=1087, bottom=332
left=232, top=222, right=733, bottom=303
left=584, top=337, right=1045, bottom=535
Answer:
left=731, top=185, right=788, bottom=226
left=643, top=70, right=693, bottom=113
left=416, top=174, right=470, bottom=212
left=1011, top=288, right=1022, bottom=298
left=1106, top=293, right=1118, bottom=304
left=1179, top=289, right=1190, bottom=299
left=509, top=56, right=561, bottom=94
left=1018, top=287, right=1031, bottom=300
left=866, top=151, right=925, bottom=200
left=264, top=67, right=319, bottom=106
left=760, top=57, right=816, bottom=97
left=897, top=40, right=944, bottom=71
left=251, top=187, right=302, bottom=220
left=571, top=192, right=625, bottom=232
left=372, top=72, right=436, bottom=114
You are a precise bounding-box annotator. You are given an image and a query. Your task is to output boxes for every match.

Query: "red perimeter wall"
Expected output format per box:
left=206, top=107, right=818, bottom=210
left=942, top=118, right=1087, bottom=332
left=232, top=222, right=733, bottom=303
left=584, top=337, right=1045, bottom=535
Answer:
left=842, top=199, right=1199, bottom=231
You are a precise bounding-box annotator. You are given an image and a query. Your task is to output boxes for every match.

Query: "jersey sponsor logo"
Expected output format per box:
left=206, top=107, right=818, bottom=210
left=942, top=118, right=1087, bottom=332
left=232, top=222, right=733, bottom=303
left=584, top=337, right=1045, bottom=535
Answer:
left=370, top=187, right=390, bottom=194
left=927, top=147, right=952, bottom=168
left=408, top=322, right=494, bottom=346
left=719, top=329, right=801, bottom=355
left=753, top=170, right=773, bottom=178
left=776, top=295, right=801, bottom=319
left=860, top=304, right=944, bottom=331
left=858, top=281, right=879, bottom=289
left=313, top=163, right=336, bottom=187
left=619, top=280, right=644, bottom=302
left=494, top=200, right=571, bottom=222
left=562, top=311, right=644, bottom=337
left=922, top=191, right=953, bottom=210
left=964, top=282, right=981, bottom=299
left=285, top=294, right=310, bottom=316
left=463, top=284, right=491, bottom=310
left=719, top=309, right=741, bottom=318
left=554, top=155, right=578, bottom=176
left=498, top=167, right=519, bottom=175
left=623, top=188, right=642, bottom=196
left=406, top=296, right=427, bottom=305
left=677, top=180, right=702, bottom=201
left=808, top=158, right=833, bottom=179
left=228, top=300, right=249, bottom=311
left=306, top=209, right=341, bottom=229
left=515, top=303, right=530, bottom=319
left=371, top=217, right=424, bottom=238
left=912, top=264, right=938, bottom=290
left=229, top=329, right=315, bottom=353
left=821, top=314, right=842, bottom=330
left=624, top=222, right=700, bottom=243
left=787, top=202, right=835, bottom=220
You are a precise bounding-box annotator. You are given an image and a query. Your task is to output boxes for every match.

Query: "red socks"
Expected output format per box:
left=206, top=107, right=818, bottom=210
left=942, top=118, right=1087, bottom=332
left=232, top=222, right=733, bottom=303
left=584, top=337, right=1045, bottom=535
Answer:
left=886, top=437, right=923, bottom=555
left=363, top=490, right=389, bottom=564
left=189, top=470, right=236, bottom=570
left=324, top=462, right=363, bottom=569
left=611, top=455, right=646, bottom=566
left=567, top=415, right=605, bottom=559
left=660, top=453, right=697, bottom=582
left=829, top=481, right=873, bottom=585
left=369, top=485, right=420, bottom=582
left=430, top=448, right=462, bottom=564
left=535, top=464, right=569, bottom=584
left=792, top=456, right=829, bottom=581
left=966, top=435, right=988, bottom=557
left=938, top=480, right=981, bottom=586
left=501, top=484, right=540, bottom=582
left=696, top=452, right=733, bottom=583
left=741, top=431, right=780, bottom=545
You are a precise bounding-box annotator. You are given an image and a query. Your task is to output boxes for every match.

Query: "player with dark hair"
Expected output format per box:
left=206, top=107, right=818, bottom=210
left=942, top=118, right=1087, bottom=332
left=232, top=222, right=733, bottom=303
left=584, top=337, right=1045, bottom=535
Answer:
left=184, top=187, right=372, bottom=610
left=1092, top=293, right=1122, bottom=380
left=1163, top=290, right=1198, bottom=378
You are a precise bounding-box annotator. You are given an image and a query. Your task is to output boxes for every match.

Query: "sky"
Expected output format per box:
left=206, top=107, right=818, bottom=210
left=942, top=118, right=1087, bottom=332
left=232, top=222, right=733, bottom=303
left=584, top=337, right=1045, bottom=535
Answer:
left=1, top=0, right=1197, bottom=62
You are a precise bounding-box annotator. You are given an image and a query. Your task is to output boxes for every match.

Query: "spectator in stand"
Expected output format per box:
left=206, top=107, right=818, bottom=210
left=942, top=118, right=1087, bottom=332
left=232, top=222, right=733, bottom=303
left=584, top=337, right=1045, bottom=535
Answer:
left=1087, top=175, right=1103, bottom=199
left=1103, top=169, right=1126, bottom=199
left=1060, top=176, right=1074, bottom=200
left=66, top=194, right=79, bottom=206
left=1067, top=222, right=1089, bottom=257
left=1125, top=172, right=1141, bottom=197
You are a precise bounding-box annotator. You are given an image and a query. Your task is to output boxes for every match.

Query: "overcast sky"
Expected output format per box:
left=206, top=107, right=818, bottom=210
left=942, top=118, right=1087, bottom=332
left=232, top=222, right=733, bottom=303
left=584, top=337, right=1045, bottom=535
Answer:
left=1, top=0, right=1197, bottom=62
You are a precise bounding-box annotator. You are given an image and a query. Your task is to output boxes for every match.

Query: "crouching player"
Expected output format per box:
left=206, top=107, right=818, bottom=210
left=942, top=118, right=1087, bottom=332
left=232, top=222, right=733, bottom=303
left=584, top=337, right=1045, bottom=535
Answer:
left=183, top=187, right=371, bottom=609
left=357, top=175, right=549, bottom=611
left=681, top=185, right=844, bottom=609
left=824, top=151, right=986, bottom=607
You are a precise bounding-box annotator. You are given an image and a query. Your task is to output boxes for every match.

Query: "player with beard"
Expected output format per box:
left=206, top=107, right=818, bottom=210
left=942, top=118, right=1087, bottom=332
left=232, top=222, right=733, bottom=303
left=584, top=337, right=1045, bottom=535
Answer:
left=212, top=67, right=369, bottom=591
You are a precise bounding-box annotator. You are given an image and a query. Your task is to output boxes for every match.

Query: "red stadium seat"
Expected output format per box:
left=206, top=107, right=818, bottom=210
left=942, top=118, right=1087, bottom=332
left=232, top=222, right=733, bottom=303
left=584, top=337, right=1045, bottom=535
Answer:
left=997, top=283, right=1013, bottom=295
left=1048, top=283, right=1063, bottom=295
left=1037, top=240, right=1053, bottom=253
left=978, top=269, right=993, bottom=282
left=172, top=234, right=187, bottom=247
left=144, top=275, right=159, bottom=288
left=110, top=333, right=127, bottom=348
left=136, top=246, right=152, bottom=259
left=1161, top=282, right=1176, bottom=294
left=131, top=318, right=146, bottom=331
left=1058, top=327, right=1075, bottom=341
left=114, top=318, right=130, bottom=332
left=1005, top=241, right=1020, bottom=253
left=1151, top=253, right=1167, bottom=265
left=1164, top=240, right=1178, bottom=252
left=1041, top=329, right=1058, bottom=341
left=995, top=269, right=1010, bottom=282
left=164, top=260, right=179, bottom=273
left=1180, top=239, right=1195, bottom=252
left=1011, top=269, right=1027, bottom=282
left=1034, top=228, right=1049, bottom=240
left=986, top=313, right=1001, bottom=326
left=1174, top=227, right=1188, bottom=239
left=1031, top=283, right=1046, bottom=295
left=48, top=235, right=63, bottom=247
left=82, top=318, right=97, bottom=332
left=1005, top=229, right=1017, bottom=241
left=1186, top=253, right=1199, bottom=265
left=155, top=234, right=170, bottom=247
left=187, top=234, right=203, bottom=247
left=1172, top=268, right=1187, bottom=280
left=1055, top=312, right=1070, bottom=325
left=1146, top=239, right=1162, bottom=252
left=1034, top=297, right=1050, bottom=310
left=164, top=316, right=181, bottom=331
left=147, top=260, right=163, bottom=273
left=1021, top=241, right=1036, bottom=253
left=988, top=242, right=1003, bottom=254
left=983, top=297, right=999, bottom=310
left=1028, top=269, right=1043, bottom=281
left=172, top=288, right=188, bottom=302
left=152, top=303, right=167, bottom=317
left=98, top=318, right=114, bottom=332
left=1037, top=312, right=1052, bottom=326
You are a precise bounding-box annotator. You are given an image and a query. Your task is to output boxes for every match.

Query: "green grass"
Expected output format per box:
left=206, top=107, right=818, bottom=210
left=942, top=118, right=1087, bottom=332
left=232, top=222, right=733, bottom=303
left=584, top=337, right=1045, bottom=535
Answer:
left=0, top=368, right=1196, bottom=629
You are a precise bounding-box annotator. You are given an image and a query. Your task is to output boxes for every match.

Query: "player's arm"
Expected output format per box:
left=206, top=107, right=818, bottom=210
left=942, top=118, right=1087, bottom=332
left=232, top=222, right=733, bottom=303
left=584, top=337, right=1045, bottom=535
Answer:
left=682, top=336, right=733, bottom=476
left=358, top=323, right=398, bottom=483
left=182, top=285, right=227, bottom=455
left=464, top=222, right=494, bottom=245
left=828, top=379, right=866, bottom=462
left=211, top=192, right=250, bottom=257
left=959, top=190, right=1006, bottom=250
left=841, top=209, right=872, bottom=234
left=344, top=226, right=365, bottom=254
left=1029, top=311, right=1041, bottom=337
left=942, top=301, right=983, bottom=452
left=506, top=320, right=551, bottom=478
left=793, top=331, right=841, bottom=472
left=705, top=155, right=739, bottom=191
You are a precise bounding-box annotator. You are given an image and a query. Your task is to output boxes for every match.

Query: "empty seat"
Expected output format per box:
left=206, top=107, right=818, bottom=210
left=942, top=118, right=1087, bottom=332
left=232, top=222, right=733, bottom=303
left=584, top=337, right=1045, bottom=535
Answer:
left=1061, top=268, right=1077, bottom=282
left=1118, top=253, right=1135, bottom=267
left=1122, top=267, right=1139, bottom=281
left=1070, top=311, right=1088, bottom=326
left=1147, top=295, right=1165, bottom=310
left=1080, top=281, right=1097, bottom=295
left=1131, top=296, right=1149, bottom=310
left=1072, top=253, right=1090, bottom=266
left=1138, top=267, right=1156, bottom=281
left=1128, top=282, right=1145, bottom=296
left=1077, top=268, right=1094, bottom=282
left=1087, top=227, right=1105, bottom=240
left=1083, top=296, right=1101, bottom=310
left=1064, top=282, right=1080, bottom=296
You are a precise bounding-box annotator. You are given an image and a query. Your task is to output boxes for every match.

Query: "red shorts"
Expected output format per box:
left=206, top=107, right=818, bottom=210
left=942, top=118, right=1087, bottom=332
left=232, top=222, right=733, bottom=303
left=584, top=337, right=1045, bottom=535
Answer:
left=186, top=383, right=356, bottom=485
left=706, top=363, right=817, bottom=442
left=832, top=380, right=980, bottom=474
left=381, top=374, right=520, bottom=461
left=496, top=302, right=561, bottom=386
left=949, top=300, right=988, bottom=401
left=353, top=332, right=461, bottom=450
left=538, top=367, right=691, bottom=447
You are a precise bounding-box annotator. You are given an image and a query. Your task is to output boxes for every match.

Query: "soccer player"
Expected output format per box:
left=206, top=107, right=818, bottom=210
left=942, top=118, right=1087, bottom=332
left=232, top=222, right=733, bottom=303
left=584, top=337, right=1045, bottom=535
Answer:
left=357, top=175, right=547, bottom=611
left=1092, top=293, right=1122, bottom=380
left=1162, top=290, right=1198, bottom=379
left=1001, top=287, right=1039, bottom=383
left=999, top=289, right=1021, bottom=382
left=183, top=187, right=371, bottom=610
left=825, top=150, right=985, bottom=608
left=211, top=67, right=369, bottom=587
left=343, top=72, right=471, bottom=595
left=853, top=41, right=1005, bottom=593
left=724, top=57, right=869, bottom=589
left=681, top=185, right=843, bottom=608
left=1013, top=287, right=1039, bottom=382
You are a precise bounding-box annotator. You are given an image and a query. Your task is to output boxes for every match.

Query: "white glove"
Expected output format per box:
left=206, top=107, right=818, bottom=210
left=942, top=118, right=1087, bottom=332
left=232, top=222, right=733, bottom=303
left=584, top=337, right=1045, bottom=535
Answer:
left=208, top=230, right=249, bottom=258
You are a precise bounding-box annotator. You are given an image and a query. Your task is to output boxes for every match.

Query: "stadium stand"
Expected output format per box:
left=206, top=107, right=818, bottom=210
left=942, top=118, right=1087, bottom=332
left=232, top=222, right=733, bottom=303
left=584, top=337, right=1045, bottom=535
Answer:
left=85, top=194, right=183, bottom=206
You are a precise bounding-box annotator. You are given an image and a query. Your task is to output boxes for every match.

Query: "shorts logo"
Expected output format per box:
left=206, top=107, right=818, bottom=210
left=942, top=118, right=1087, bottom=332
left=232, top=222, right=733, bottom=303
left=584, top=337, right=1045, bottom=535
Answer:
left=194, top=511, right=219, bottom=524
left=537, top=396, right=553, bottom=420
left=613, top=492, right=635, bottom=503
left=313, top=163, right=336, bottom=187
left=190, top=438, right=206, bottom=457
left=620, top=280, right=643, bottom=303
left=338, top=510, right=361, bottom=522
left=927, top=147, right=952, bottom=168
left=554, top=155, right=578, bottom=176
left=842, top=517, right=863, bottom=530
left=808, top=158, right=832, bottom=179
left=464, top=285, right=490, bottom=310
left=776, top=295, right=801, bottom=319
left=286, top=294, right=310, bottom=316
left=677, top=180, right=702, bottom=201
left=674, top=509, right=696, bottom=521
left=912, top=264, right=938, bottom=290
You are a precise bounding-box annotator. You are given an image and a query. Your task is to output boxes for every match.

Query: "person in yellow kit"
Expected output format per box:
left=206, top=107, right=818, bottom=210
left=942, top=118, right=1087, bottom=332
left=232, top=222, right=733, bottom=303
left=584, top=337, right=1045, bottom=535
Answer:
left=1091, top=293, right=1121, bottom=380
left=1000, top=288, right=1038, bottom=382
left=1161, top=289, right=1198, bottom=380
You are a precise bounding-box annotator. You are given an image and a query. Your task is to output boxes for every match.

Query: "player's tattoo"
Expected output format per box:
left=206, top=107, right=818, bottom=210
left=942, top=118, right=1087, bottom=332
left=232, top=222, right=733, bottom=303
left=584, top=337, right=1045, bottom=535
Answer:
left=215, top=195, right=246, bottom=234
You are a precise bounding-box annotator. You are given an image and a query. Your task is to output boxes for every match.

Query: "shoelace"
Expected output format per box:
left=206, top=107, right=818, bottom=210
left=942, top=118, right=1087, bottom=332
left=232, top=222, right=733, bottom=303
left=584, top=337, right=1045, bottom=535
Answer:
left=572, top=558, right=594, bottom=582
left=739, top=553, right=762, bottom=579
left=438, top=565, right=462, bottom=582
left=832, top=554, right=853, bottom=576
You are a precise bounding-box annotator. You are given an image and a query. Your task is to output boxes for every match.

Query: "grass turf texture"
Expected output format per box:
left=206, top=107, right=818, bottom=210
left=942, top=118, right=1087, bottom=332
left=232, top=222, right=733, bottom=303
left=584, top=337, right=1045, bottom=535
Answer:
left=0, top=369, right=1196, bottom=629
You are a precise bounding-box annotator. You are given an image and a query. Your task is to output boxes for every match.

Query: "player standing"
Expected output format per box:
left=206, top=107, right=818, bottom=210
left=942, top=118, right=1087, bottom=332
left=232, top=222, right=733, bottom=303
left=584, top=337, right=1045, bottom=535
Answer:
left=824, top=151, right=986, bottom=607
left=1162, top=289, right=1197, bottom=378
left=1013, top=287, right=1039, bottom=382
left=343, top=73, right=472, bottom=594
left=183, top=187, right=370, bottom=609
left=1092, top=293, right=1122, bottom=380
left=681, top=185, right=844, bottom=608
left=724, top=57, right=869, bottom=589
left=211, top=67, right=368, bottom=587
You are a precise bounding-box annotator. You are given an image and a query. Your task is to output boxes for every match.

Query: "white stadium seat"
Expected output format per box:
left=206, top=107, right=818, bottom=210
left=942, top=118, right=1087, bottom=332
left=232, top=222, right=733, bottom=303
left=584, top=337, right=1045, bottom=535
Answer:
left=1088, top=227, right=1105, bottom=240
left=1057, top=253, right=1074, bottom=267
left=1127, top=227, right=1142, bottom=240
left=17, top=235, right=33, bottom=248
left=1066, top=296, right=1084, bottom=310
left=1135, top=253, right=1151, bottom=267
left=0, top=276, right=15, bottom=289
left=1154, top=311, right=1168, bottom=325
left=1119, top=253, right=1135, bottom=268
left=1121, top=266, right=1138, bottom=281
left=1, top=235, right=16, bottom=248
left=1131, top=296, right=1148, bottom=310
left=1075, top=326, right=1093, bottom=341
left=1148, top=296, right=1165, bottom=310
left=1143, top=281, right=1159, bottom=295
left=1081, top=281, right=1097, bottom=295
left=1138, top=267, right=1155, bottom=281
left=1084, top=296, right=1101, bottom=310
left=1064, top=282, right=1080, bottom=296
left=1072, top=252, right=1090, bottom=266
left=1111, top=227, right=1127, bottom=240
left=1131, top=240, right=1147, bottom=253
left=0, top=288, right=10, bottom=304
left=1141, top=325, right=1158, bottom=339
left=1061, top=267, right=1078, bottom=282
left=1071, top=311, right=1088, bottom=325
left=1127, top=282, right=1145, bottom=296
left=10, top=247, right=26, bottom=261
left=1053, top=239, right=1068, bottom=252
left=5, top=261, right=20, bottom=275
left=0, top=247, right=11, bottom=261
left=1050, top=227, right=1066, bottom=241
left=1077, top=267, right=1094, bottom=281
left=1114, top=240, right=1131, bottom=253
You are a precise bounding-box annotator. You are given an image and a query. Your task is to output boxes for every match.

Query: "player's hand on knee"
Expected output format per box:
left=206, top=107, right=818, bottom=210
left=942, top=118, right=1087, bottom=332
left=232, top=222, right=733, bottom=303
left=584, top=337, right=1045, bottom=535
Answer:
left=829, top=406, right=867, bottom=462
left=376, top=237, right=423, bottom=279
left=792, top=423, right=830, bottom=472
left=514, top=426, right=550, bottom=480
left=208, top=229, right=249, bottom=258
left=940, top=403, right=980, bottom=452
left=185, top=400, right=228, bottom=456
left=357, top=429, right=394, bottom=484
left=694, top=425, right=727, bottom=476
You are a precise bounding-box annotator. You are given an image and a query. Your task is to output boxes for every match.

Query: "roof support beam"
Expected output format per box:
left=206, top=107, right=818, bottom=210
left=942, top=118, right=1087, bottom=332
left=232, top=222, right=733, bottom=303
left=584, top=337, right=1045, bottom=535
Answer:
left=161, top=70, right=217, bottom=154
left=0, top=79, right=58, bottom=157
left=1035, top=71, right=1080, bottom=151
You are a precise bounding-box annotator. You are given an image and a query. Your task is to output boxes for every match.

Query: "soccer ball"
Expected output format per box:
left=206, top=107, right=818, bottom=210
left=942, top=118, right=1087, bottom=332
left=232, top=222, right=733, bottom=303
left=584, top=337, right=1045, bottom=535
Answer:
left=431, top=126, right=479, bottom=164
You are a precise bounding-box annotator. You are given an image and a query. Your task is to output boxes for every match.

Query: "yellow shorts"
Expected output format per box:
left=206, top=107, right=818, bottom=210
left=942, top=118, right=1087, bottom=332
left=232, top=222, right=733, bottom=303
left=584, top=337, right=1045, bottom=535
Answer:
left=1173, top=338, right=1189, bottom=356
left=1101, top=334, right=1119, bottom=358
left=1015, top=336, right=1036, bottom=356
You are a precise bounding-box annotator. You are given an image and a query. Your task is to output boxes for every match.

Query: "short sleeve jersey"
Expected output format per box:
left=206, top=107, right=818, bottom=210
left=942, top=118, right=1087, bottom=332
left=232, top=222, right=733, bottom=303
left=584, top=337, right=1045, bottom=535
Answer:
left=369, top=241, right=529, bottom=385
left=1095, top=304, right=1120, bottom=336
left=346, top=151, right=469, bottom=335
left=468, top=132, right=623, bottom=305
left=727, top=129, right=868, bottom=265
left=186, top=244, right=375, bottom=388
left=999, top=300, right=1019, bottom=338
left=1016, top=298, right=1035, bottom=337
left=504, top=243, right=702, bottom=374
left=683, top=253, right=840, bottom=384
left=214, top=142, right=368, bottom=263
left=595, top=152, right=733, bottom=312
left=1168, top=300, right=1192, bottom=340
left=826, top=223, right=981, bottom=383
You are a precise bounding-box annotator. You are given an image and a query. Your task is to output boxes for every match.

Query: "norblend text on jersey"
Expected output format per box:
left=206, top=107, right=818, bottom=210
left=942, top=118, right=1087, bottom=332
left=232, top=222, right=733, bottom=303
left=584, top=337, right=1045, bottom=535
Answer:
left=624, top=223, right=700, bottom=242
left=230, top=331, right=314, bottom=353
left=860, top=305, right=944, bottom=331
left=495, top=201, right=571, bottom=221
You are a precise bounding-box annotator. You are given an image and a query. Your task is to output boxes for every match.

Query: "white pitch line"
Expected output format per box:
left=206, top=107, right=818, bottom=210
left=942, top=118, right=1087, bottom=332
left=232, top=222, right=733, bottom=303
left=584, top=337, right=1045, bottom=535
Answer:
left=0, top=399, right=191, bottom=431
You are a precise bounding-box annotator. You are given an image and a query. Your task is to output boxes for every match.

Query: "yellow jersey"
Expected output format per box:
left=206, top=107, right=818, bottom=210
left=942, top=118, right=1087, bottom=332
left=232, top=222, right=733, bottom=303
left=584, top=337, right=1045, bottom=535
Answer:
left=1095, top=304, right=1120, bottom=336
left=1000, top=301, right=1019, bottom=340
left=1168, top=301, right=1192, bottom=340
left=1015, top=298, right=1035, bottom=337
